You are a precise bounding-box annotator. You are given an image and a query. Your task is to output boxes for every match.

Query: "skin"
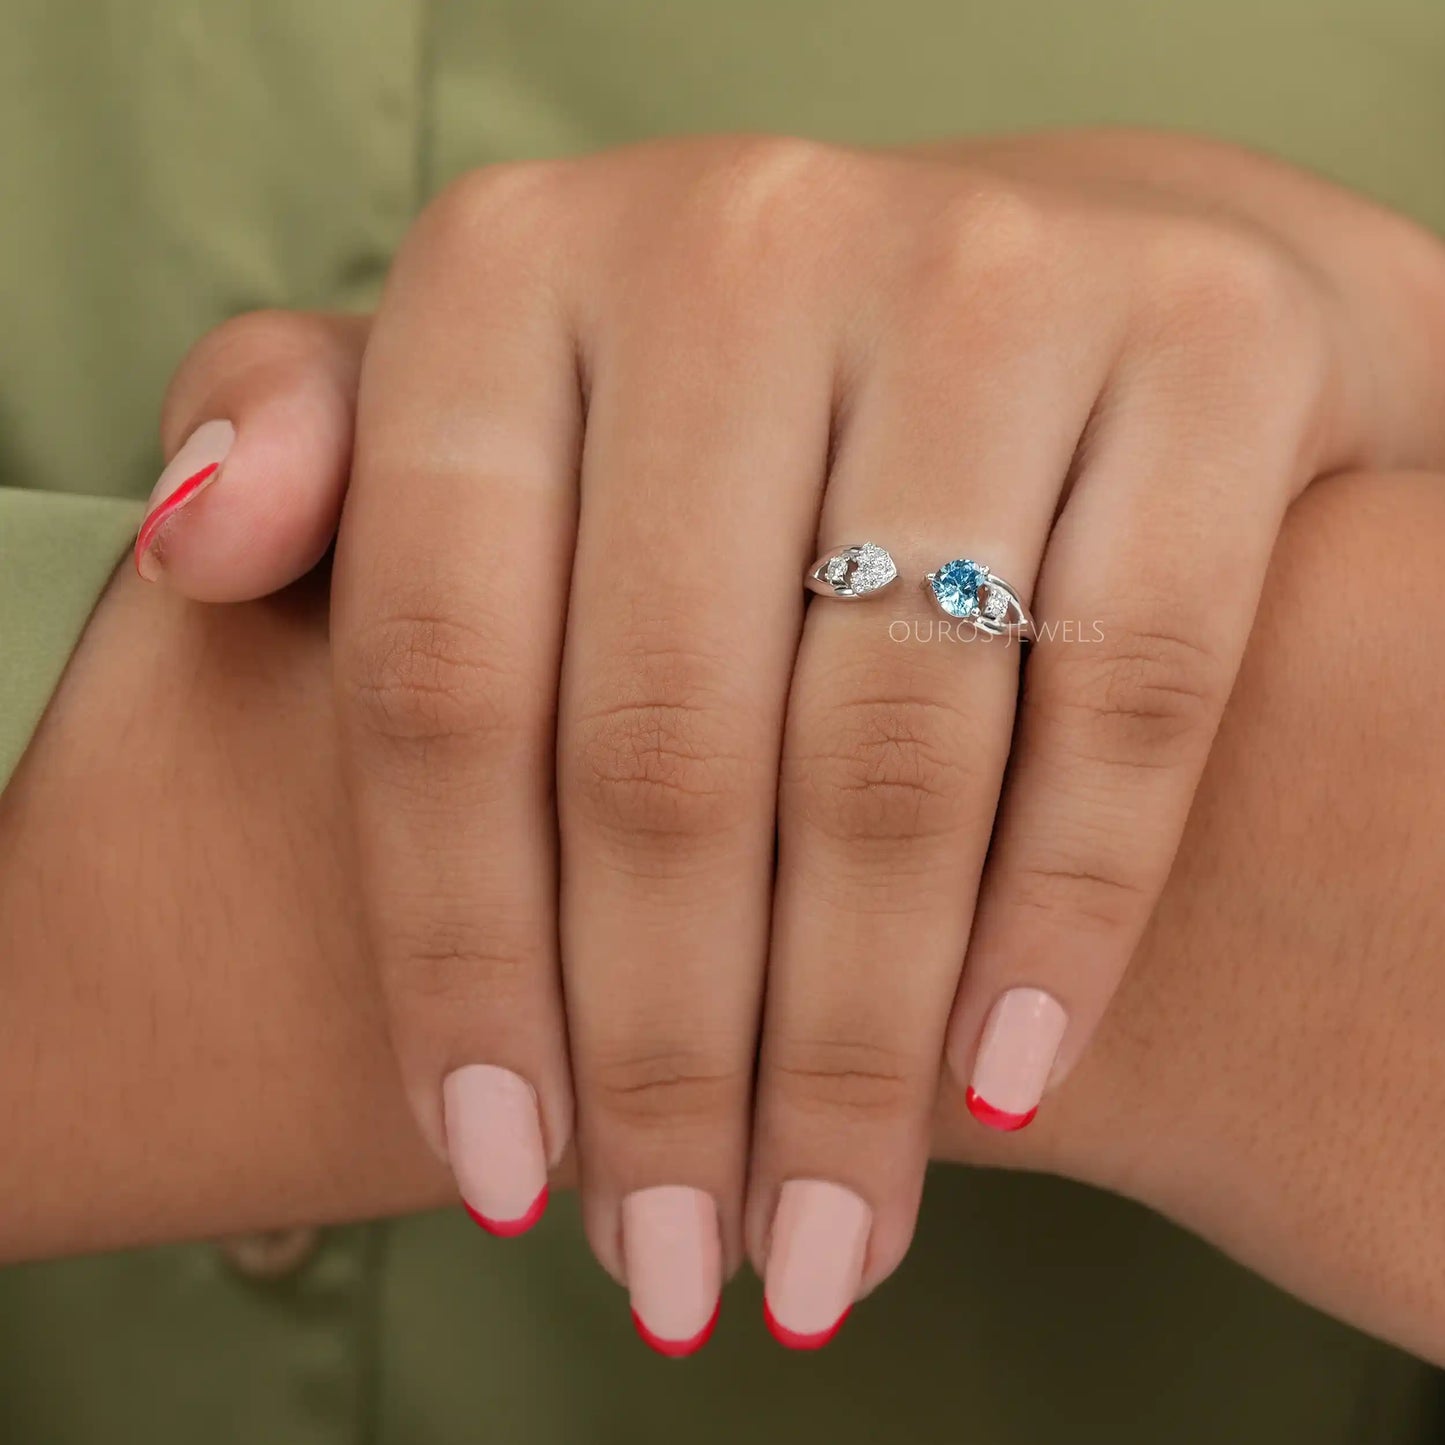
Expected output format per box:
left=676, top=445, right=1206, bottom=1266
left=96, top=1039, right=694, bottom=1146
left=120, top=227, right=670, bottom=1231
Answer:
left=4, top=468, right=1445, bottom=1365
left=129, top=132, right=1445, bottom=1333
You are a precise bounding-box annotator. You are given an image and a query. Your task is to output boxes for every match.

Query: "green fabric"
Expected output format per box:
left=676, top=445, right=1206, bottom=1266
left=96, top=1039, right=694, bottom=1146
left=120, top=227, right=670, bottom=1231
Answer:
left=3, top=1180, right=1442, bottom=1444
left=426, top=0, right=1445, bottom=232
left=0, top=491, right=141, bottom=782
left=1, top=0, right=1443, bottom=1440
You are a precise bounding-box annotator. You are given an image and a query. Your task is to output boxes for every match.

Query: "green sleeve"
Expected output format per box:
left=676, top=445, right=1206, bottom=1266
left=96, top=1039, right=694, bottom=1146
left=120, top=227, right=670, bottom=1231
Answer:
left=0, top=489, right=143, bottom=788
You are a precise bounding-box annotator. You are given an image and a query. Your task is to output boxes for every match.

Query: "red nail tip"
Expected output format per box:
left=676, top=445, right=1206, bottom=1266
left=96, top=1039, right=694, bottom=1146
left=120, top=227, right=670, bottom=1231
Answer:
left=630, top=1297, right=721, bottom=1359
left=134, top=461, right=221, bottom=574
left=762, top=1296, right=850, bottom=1351
left=965, top=1086, right=1038, bottom=1132
left=462, top=1184, right=548, bottom=1238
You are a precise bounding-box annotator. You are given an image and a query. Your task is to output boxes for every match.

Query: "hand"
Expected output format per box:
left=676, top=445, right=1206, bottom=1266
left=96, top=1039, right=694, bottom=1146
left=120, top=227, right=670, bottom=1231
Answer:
left=14, top=461, right=1445, bottom=1369
left=135, top=130, right=1445, bottom=1352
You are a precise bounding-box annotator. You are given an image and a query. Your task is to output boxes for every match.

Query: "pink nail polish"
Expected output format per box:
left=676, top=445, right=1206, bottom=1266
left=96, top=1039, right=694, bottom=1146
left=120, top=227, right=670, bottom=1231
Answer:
left=966, top=987, right=1068, bottom=1131
left=762, top=1180, right=870, bottom=1350
left=443, top=1065, right=549, bottom=1237
left=623, top=1186, right=722, bottom=1357
left=134, top=419, right=235, bottom=580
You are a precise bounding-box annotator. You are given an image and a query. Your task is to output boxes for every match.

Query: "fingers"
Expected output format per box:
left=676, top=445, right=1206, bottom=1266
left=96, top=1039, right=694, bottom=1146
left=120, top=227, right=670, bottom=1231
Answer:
left=139, top=310, right=368, bottom=599
left=749, top=253, right=1118, bottom=1345
left=331, top=170, right=581, bottom=1235
left=945, top=321, right=1308, bottom=1130
left=556, top=216, right=835, bottom=1351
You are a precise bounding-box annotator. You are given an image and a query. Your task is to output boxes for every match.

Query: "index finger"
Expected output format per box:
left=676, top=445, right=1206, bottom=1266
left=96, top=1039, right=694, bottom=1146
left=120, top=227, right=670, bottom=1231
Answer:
left=331, top=167, right=580, bottom=1231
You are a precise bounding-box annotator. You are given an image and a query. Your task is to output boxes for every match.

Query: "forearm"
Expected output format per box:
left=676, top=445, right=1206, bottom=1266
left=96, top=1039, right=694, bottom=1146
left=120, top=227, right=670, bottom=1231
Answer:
left=1, top=472, right=1442, bottom=1292
left=0, top=571, right=450, bottom=1257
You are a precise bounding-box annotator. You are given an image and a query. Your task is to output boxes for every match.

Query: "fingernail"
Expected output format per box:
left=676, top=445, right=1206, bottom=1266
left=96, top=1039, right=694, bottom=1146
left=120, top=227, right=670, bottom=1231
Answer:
left=622, top=1186, right=722, bottom=1358
left=762, top=1180, right=870, bottom=1350
left=134, top=419, right=235, bottom=581
left=965, top=987, right=1069, bottom=1131
left=443, top=1064, right=549, bottom=1237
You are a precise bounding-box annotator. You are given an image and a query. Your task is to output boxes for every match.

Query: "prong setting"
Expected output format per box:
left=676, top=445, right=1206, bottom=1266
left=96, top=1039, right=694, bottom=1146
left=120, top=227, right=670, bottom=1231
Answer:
left=925, top=557, right=1036, bottom=640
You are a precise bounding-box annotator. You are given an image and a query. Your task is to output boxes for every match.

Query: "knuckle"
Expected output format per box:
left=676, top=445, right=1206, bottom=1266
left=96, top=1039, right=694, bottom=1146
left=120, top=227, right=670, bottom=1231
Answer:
left=912, top=180, right=1057, bottom=305
left=385, top=922, right=537, bottom=1013
left=787, top=691, right=976, bottom=850
left=1039, top=618, right=1227, bottom=771
left=704, top=135, right=843, bottom=228
left=674, top=135, right=852, bottom=288
left=586, top=1046, right=744, bottom=1128
left=339, top=605, right=530, bottom=750
left=405, top=159, right=567, bottom=271
left=566, top=669, right=756, bottom=848
left=1148, top=219, right=1304, bottom=350
left=567, top=700, right=751, bottom=847
left=769, top=1036, right=918, bottom=1122
left=1005, top=853, right=1148, bottom=934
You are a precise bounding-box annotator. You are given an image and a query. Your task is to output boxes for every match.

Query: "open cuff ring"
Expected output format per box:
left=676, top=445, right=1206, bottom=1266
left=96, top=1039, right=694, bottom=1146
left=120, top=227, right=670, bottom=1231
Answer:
left=806, top=543, right=1036, bottom=640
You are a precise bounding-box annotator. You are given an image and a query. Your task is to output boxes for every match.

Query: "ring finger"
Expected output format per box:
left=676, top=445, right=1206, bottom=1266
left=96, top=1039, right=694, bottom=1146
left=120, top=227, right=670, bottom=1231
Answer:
left=748, top=271, right=1119, bottom=1346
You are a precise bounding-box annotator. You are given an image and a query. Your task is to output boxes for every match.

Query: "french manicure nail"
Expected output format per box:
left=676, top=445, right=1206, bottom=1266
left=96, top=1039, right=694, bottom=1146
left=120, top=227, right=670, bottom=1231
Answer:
left=966, top=987, right=1069, bottom=1131
left=443, top=1064, right=549, bottom=1237
left=623, top=1186, right=722, bottom=1358
left=762, top=1180, right=870, bottom=1350
left=134, top=419, right=235, bottom=580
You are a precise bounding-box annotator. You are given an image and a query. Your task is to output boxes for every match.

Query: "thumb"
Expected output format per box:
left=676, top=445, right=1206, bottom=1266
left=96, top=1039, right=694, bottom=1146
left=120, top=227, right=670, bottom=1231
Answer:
left=135, top=310, right=369, bottom=600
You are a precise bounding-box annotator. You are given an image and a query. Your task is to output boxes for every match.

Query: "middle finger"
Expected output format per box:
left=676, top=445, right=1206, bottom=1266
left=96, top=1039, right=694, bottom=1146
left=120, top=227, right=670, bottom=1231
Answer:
left=557, top=178, right=838, bottom=1354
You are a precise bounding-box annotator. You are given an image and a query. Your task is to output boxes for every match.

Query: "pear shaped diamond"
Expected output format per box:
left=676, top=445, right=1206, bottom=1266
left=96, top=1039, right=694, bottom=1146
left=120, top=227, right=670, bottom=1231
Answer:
left=810, top=543, right=898, bottom=599
left=849, top=543, right=897, bottom=595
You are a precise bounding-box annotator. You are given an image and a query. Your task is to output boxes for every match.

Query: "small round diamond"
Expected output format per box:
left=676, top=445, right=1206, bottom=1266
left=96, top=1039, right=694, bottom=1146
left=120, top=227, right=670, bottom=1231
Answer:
left=982, top=588, right=1010, bottom=622
left=931, top=559, right=989, bottom=618
left=824, top=554, right=851, bottom=587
